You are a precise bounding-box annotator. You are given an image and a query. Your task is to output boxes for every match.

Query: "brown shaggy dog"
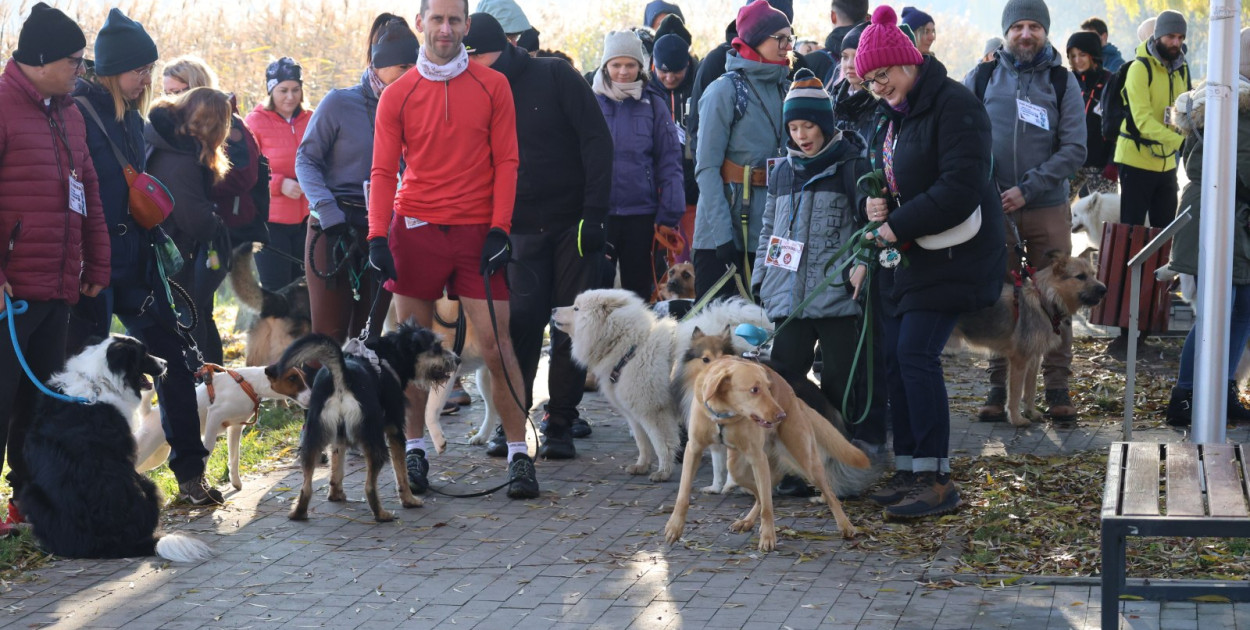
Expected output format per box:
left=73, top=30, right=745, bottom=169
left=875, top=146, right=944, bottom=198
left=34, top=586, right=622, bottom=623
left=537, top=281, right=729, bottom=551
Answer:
left=954, top=252, right=1107, bottom=426
left=658, top=261, right=696, bottom=300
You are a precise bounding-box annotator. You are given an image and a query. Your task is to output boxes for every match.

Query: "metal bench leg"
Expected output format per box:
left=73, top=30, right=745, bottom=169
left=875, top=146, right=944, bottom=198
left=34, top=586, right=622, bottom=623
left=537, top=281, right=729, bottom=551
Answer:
left=1101, top=522, right=1126, bottom=630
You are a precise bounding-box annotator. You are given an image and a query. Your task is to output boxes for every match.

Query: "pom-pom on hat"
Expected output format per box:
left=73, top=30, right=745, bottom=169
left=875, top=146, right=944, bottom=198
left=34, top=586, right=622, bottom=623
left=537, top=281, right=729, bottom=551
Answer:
left=783, top=68, right=836, bottom=139
left=854, top=5, right=924, bottom=79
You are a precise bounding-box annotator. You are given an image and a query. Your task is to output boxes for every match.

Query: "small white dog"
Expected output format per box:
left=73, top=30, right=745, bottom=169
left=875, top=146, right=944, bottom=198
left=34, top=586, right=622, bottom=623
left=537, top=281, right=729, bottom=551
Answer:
left=1071, top=192, right=1123, bottom=249
left=133, top=365, right=310, bottom=490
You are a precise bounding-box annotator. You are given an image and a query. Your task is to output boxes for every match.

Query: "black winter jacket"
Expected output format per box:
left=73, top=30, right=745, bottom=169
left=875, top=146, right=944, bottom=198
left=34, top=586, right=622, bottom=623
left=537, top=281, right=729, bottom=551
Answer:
left=645, top=68, right=699, bottom=206
left=868, top=59, right=1006, bottom=315
left=832, top=79, right=878, bottom=150
left=492, top=44, right=613, bottom=233
left=1074, top=67, right=1114, bottom=168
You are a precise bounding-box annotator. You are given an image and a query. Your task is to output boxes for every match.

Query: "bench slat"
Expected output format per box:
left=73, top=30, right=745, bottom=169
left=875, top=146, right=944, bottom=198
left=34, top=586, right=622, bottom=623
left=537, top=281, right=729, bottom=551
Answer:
left=1204, top=444, right=1249, bottom=518
left=1165, top=443, right=1206, bottom=517
left=1123, top=443, right=1161, bottom=516
left=1103, top=442, right=1127, bottom=517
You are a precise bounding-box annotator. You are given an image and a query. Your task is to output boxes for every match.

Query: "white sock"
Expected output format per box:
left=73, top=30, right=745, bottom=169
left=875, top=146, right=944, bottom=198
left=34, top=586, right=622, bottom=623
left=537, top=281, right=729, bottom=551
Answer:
left=506, top=442, right=528, bottom=463
left=406, top=438, right=426, bottom=453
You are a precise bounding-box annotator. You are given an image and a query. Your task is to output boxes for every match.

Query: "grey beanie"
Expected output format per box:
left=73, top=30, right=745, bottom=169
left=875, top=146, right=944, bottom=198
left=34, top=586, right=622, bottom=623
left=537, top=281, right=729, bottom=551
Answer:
left=1001, top=0, right=1050, bottom=34
left=983, top=37, right=1003, bottom=57
left=600, top=30, right=647, bottom=70
left=1154, top=10, right=1187, bottom=39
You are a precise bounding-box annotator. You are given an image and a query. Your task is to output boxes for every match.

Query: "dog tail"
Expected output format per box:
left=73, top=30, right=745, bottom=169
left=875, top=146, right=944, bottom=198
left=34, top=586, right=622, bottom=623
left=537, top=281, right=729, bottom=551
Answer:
left=811, top=416, right=870, bottom=470
left=275, top=334, right=349, bottom=393
left=230, top=245, right=265, bottom=312
left=681, top=298, right=773, bottom=354
left=154, top=533, right=212, bottom=563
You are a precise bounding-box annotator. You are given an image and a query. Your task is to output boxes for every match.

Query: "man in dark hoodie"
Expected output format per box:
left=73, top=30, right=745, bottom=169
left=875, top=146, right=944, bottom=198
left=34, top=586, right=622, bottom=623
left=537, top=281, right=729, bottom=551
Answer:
left=804, top=0, right=869, bottom=85
left=647, top=32, right=699, bottom=256
left=463, top=13, right=614, bottom=461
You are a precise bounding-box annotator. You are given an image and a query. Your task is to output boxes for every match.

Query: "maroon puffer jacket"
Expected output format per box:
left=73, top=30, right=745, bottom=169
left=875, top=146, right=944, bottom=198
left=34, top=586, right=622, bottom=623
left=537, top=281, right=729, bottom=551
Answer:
left=0, top=60, right=110, bottom=304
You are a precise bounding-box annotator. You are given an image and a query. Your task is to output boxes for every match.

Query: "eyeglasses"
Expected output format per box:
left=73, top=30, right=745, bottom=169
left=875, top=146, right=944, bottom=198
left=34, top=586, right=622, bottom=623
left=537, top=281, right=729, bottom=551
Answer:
left=767, top=34, right=794, bottom=47
left=863, top=68, right=893, bottom=86
left=165, top=86, right=188, bottom=96
left=131, top=64, right=155, bottom=78
left=65, top=56, right=86, bottom=70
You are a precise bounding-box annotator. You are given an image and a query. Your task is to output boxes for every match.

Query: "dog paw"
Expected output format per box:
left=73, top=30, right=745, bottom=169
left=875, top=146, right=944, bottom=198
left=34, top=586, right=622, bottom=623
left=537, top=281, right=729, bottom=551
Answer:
left=729, top=518, right=754, bottom=534
left=1023, top=408, right=1043, bottom=421
left=721, top=481, right=739, bottom=494
left=287, top=508, right=308, bottom=521
left=374, top=510, right=395, bottom=523
left=467, top=431, right=488, bottom=446
left=625, top=464, right=650, bottom=476
left=699, top=484, right=724, bottom=494
left=649, top=469, right=673, bottom=482
left=432, top=438, right=447, bottom=455
left=1008, top=414, right=1031, bottom=427
left=402, top=496, right=423, bottom=509
left=757, top=530, right=777, bottom=552
left=327, top=487, right=347, bottom=502
left=840, top=524, right=858, bottom=539
left=663, top=520, right=684, bottom=544
left=231, top=479, right=242, bottom=491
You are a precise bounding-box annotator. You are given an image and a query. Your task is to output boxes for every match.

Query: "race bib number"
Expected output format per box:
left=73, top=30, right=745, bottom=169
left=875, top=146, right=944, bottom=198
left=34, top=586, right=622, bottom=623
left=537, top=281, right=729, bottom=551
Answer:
left=1017, top=99, right=1050, bottom=131
left=404, top=216, right=428, bottom=229
left=68, top=174, right=86, bottom=216
left=763, top=235, right=803, bottom=272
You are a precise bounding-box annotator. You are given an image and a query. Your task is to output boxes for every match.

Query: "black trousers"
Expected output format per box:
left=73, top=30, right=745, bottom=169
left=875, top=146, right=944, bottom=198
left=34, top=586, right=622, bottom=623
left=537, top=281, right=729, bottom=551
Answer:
left=693, top=248, right=755, bottom=301
left=508, top=225, right=598, bottom=429
left=256, top=219, right=308, bottom=291
left=0, top=300, right=69, bottom=495
left=605, top=214, right=658, bottom=300
left=172, top=244, right=228, bottom=365
left=1118, top=164, right=1179, bottom=228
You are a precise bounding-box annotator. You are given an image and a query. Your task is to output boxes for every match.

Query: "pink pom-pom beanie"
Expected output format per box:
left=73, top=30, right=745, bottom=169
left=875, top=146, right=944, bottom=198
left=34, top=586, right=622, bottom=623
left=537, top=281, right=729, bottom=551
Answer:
left=854, top=5, right=925, bottom=78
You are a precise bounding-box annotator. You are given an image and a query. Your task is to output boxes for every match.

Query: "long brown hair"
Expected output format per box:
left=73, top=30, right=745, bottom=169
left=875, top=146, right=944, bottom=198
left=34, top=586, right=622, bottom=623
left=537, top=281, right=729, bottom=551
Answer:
left=154, top=87, right=232, bottom=182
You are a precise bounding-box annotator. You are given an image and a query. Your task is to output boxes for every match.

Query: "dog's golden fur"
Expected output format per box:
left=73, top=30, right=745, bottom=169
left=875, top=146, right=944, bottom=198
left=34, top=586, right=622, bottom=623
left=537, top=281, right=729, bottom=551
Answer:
left=230, top=246, right=311, bottom=367
left=658, top=262, right=696, bottom=300
left=954, top=252, right=1107, bottom=426
left=665, top=357, right=867, bottom=551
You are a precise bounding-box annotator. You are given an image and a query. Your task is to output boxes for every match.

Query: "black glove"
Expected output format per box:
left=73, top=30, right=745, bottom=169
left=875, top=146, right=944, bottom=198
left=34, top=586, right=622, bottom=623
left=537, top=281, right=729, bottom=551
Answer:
left=368, top=237, right=397, bottom=282
left=318, top=221, right=349, bottom=239
left=479, top=227, right=511, bottom=276
left=578, top=220, right=605, bottom=257
left=715, top=241, right=743, bottom=267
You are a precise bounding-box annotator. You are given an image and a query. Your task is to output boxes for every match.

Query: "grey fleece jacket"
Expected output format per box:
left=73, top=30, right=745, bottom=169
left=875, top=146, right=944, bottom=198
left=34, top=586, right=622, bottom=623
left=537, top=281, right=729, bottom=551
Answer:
left=295, top=70, right=378, bottom=230
left=964, top=46, right=1086, bottom=208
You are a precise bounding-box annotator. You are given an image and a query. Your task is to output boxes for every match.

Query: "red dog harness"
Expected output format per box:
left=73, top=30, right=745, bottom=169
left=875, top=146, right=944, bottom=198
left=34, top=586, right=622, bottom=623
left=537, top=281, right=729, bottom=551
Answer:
left=197, top=363, right=262, bottom=425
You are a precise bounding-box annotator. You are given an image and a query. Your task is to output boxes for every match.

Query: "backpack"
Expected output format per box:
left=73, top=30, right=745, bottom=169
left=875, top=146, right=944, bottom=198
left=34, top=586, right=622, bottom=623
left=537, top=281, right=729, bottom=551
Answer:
left=228, top=152, right=271, bottom=246
left=1099, top=56, right=1191, bottom=152
left=972, top=59, right=1068, bottom=106
left=687, top=68, right=751, bottom=158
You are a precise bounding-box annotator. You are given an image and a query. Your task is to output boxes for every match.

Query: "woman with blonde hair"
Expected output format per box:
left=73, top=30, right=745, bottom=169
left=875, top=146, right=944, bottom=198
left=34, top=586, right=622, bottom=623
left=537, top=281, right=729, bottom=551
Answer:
left=161, top=55, right=218, bottom=95
left=144, top=87, right=235, bottom=364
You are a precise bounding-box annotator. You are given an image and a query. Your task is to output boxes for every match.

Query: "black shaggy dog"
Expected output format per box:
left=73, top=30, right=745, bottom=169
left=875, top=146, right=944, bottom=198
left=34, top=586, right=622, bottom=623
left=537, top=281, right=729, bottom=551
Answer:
left=270, top=323, right=459, bottom=522
left=19, top=336, right=211, bottom=562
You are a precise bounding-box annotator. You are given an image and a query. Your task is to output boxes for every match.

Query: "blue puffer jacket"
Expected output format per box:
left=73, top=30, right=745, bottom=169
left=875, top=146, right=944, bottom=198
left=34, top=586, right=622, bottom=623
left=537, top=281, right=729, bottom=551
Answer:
left=596, top=79, right=684, bottom=227
left=72, top=78, right=160, bottom=313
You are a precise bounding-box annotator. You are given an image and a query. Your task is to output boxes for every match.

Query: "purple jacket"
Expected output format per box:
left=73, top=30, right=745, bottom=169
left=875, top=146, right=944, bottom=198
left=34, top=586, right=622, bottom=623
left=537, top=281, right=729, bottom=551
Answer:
left=596, top=89, right=684, bottom=226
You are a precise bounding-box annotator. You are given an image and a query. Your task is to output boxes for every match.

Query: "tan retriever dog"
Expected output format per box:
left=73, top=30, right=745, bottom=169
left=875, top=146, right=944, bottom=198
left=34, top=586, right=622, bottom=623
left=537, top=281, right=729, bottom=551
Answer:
left=665, top=357, right=867, bottom=551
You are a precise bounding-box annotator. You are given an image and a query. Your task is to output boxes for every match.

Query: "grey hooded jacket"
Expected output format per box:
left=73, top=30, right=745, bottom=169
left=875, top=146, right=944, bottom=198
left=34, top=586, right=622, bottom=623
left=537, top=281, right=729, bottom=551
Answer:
left=693, top=51, right=789, bottom=251
left=964, top=46, right=1086, bottom=208
left=295, top=70, right=379, bottom=230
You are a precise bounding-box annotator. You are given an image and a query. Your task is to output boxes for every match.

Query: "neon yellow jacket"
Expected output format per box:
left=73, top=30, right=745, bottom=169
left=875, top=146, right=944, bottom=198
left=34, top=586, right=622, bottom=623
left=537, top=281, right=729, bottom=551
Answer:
left=1113, top=40, right=1189, bottom=172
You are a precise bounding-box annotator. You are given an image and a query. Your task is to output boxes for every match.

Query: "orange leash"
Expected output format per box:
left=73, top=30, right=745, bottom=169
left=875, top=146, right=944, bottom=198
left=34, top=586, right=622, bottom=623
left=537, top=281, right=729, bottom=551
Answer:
left=651, top=224, right=687, bottom=301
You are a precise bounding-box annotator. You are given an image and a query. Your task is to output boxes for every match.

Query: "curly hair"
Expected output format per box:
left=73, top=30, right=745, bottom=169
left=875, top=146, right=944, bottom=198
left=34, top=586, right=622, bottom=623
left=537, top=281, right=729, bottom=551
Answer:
left=154, top=87, right=232, bottom=182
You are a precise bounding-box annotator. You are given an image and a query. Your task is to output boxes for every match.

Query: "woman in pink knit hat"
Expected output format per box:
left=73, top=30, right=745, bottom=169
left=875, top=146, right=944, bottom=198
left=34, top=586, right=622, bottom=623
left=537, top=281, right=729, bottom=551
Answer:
left=849, top=5, right=1005, bottom=521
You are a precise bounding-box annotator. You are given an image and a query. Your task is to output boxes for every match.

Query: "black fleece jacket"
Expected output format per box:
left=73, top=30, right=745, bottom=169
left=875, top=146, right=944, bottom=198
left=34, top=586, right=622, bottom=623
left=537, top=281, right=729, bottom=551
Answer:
left=491, top=44, right=614, bottom=233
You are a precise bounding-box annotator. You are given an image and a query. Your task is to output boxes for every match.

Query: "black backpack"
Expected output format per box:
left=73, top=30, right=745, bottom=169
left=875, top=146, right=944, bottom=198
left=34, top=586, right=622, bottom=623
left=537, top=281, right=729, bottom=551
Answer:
left=1099, top=56, right=1190, bottom=153
left=972, top=59, right=1068, bottom=106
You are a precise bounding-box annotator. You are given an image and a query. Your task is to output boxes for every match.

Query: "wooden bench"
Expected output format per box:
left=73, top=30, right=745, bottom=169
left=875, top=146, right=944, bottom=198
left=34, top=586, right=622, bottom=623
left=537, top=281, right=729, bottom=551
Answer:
left=1102, top=442, right=1250, bottom=629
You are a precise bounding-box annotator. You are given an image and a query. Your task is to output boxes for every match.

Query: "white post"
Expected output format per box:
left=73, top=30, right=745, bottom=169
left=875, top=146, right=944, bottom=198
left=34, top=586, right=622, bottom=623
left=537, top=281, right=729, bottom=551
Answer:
left=1191, top=0, right=1240, bottom=445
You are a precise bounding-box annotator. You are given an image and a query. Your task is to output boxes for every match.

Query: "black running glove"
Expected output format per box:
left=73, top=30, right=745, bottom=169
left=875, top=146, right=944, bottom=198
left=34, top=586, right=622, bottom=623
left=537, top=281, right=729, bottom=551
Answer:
left=480, top=227, right=511, bottom=276
left=715, top=241, right=743, bottom=267
left=318, top=221, right=349, bottom=238
left=578, top=220, right=606, bottom=257
left=368, top=237, right=397, bottom=282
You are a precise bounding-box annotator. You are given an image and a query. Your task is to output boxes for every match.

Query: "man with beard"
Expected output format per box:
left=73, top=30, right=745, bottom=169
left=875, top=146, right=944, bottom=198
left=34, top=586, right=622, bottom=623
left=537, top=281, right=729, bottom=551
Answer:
left=964, top=0, right=1086, bottom=424
left=1114, top=10, right=1189, bottom=231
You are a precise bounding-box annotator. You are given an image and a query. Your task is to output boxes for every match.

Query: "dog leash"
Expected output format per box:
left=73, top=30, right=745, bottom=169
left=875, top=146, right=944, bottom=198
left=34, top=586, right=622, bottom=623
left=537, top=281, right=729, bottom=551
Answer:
left=649, top=225, right=686, bottom=302
left=1, top=294, right=90, bottom=405
left=679, top=263, right=740, bottom=322
left=197, top=363, right=262, bottom=425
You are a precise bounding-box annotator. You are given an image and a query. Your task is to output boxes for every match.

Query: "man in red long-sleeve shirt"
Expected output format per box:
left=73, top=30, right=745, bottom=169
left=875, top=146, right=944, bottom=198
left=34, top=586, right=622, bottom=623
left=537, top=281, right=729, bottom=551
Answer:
left=367, top=0, right=538, bottom=499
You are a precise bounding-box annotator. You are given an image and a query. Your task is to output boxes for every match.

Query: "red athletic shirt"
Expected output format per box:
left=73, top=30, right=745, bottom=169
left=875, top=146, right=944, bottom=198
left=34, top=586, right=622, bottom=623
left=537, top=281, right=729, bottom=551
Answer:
left=367, top=63, right=519, bottom=240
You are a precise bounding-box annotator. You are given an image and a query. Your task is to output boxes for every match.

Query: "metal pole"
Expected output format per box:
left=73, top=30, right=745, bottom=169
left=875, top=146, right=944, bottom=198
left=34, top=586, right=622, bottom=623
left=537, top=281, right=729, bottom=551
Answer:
left=1192, top=0, right=1240, bottom=445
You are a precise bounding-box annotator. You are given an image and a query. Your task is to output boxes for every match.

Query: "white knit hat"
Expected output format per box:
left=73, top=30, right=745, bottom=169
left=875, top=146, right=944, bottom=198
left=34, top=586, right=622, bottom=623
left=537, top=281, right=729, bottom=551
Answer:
left=600, top=30, right=647, bottom=70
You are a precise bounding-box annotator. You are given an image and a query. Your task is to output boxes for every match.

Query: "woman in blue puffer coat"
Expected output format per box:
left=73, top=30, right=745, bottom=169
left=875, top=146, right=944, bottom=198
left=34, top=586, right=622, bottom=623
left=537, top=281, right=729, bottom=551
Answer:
left=592, top=30, right=684, bottom=300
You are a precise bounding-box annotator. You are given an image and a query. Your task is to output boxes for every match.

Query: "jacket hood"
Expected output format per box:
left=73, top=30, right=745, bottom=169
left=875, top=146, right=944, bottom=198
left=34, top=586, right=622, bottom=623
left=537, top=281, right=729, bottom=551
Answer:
left=725, top=49, right=789, bottom=82
left=1139, top=39, right=1186, bottom=73
left=1174, top=78, right=1250, bottom=135
left=489, top=43, right=528, bottom=84
left=144, top=105, right=199, bottom=155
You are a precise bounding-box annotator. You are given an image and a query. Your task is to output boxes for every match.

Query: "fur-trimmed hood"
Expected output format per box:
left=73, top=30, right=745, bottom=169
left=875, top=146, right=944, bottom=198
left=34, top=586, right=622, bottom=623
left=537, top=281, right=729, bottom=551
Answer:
left=1174, top=77, right=1250, bottom=135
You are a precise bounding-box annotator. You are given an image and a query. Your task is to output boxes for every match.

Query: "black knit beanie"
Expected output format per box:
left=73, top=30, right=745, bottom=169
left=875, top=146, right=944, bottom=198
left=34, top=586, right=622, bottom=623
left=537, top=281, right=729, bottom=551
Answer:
left=12, top=2, right=86, bottom=67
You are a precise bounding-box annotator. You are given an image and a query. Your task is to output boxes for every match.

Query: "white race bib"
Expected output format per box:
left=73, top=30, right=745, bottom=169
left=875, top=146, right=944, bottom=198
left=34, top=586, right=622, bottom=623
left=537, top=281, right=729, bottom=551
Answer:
left=763, top=235, right=803, bottom=272
left=68, top=174, right=86, bottom=216
left=1017, top=99, right=1050, bottom=131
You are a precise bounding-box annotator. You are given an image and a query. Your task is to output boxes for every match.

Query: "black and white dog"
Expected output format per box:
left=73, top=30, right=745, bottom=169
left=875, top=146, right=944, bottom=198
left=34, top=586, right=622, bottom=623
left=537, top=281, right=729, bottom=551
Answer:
left=19, top=335, right=211, bottom=562
left=271, top=323, right=459, bottom=522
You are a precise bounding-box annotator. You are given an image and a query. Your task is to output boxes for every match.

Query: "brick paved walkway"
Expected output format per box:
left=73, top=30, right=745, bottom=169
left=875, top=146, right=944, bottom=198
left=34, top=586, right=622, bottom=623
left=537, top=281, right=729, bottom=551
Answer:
left=2, top=347, right=1246, bottom=630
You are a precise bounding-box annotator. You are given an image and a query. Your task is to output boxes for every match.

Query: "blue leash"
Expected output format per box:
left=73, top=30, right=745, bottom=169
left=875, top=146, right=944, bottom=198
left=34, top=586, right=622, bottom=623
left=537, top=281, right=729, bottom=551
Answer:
left=2, top=294, right=90, bottom=405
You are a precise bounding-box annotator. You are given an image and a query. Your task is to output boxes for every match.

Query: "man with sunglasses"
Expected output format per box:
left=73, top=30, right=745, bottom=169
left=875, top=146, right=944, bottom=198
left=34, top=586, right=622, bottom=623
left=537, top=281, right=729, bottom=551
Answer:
left=0, top=2, right=110, bottom=533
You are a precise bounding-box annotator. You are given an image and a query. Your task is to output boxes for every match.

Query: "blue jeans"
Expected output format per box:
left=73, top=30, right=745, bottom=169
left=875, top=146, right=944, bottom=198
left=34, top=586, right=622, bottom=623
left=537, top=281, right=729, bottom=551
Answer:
left=879, top=309, right=959, bottom=474
left=1177, top=283, right=1250, bottom=389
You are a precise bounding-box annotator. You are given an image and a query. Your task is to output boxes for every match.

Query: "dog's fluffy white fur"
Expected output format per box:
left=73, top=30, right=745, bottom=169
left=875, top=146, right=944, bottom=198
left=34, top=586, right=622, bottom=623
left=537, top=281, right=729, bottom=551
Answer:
left=552, top=289, right=771, bottom=482
left=133, top=367, right=310, bottom=490
left=1071, top=192, right=1122, bottom=250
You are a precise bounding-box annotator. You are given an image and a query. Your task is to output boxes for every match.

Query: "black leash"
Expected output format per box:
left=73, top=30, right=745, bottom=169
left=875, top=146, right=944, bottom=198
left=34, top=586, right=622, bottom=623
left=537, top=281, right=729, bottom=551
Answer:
left=259, top=244, right=308, bottom=270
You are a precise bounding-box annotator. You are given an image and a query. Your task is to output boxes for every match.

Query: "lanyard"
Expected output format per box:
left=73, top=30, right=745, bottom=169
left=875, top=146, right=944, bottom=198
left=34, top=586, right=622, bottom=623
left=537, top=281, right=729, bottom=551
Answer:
left=741, top=77, right=784, bottom=154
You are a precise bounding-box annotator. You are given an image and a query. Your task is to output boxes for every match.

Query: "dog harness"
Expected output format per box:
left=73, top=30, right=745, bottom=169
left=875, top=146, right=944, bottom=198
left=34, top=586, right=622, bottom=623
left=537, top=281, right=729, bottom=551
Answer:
left=609, top=345, right=638, bottom=384
left=197, top=364, right=262, bottom=425
left=342, top=338, right=402, bottom=385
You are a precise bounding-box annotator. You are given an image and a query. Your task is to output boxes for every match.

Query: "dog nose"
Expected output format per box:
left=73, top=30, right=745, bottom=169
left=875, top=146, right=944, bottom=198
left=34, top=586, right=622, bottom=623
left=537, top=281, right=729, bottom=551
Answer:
left=775, top=411, right=787, bottom=422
